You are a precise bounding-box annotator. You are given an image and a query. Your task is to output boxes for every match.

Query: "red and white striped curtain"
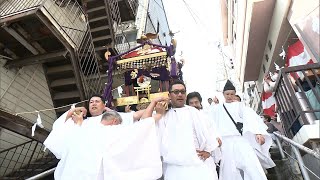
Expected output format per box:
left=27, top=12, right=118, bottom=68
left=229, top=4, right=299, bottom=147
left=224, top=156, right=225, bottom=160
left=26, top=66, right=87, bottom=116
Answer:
left=261, top=91, right=276, bottom=118
left=286, top=40, right=314, bottom=78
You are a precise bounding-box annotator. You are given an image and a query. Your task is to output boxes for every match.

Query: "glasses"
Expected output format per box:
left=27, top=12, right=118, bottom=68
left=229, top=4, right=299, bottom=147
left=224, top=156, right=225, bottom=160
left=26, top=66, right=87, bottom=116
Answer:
left=170, top=89, right=186, bottom=95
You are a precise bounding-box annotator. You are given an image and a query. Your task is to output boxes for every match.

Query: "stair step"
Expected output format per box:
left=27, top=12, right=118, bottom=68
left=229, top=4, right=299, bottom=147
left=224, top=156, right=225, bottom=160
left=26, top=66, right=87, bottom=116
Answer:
left=93, top=35, right=112, bottom=42
left=91, top=25, right=110, bottom=33
left=51, top=78, right=76, bottom=87
left=53, top=91, right=80, bottom=100
left=86, top=6, right=105, bottom=13
left=88, top=16, right=108, bottom=23
left=31, top=160, right=56, bottom=165
left=2, top=177, right=19, bottom=179
left=16, top=168, right=43, bottom=172
left=47, top=64, right=73, bottom=74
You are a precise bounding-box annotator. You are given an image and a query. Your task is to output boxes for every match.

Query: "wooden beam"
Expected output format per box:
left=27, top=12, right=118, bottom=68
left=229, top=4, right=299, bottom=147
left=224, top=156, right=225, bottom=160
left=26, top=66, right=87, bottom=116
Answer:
left=0, top=42, right=19, bottom=59
left=13, top=24, right=47, bottom=54
left=0, top=110, right=49, bottom=143
left=5, top=50, right=68, bottom=68
left=0, top=9, right=38, bottom=24
left=3, top=26, right=39, bottom=55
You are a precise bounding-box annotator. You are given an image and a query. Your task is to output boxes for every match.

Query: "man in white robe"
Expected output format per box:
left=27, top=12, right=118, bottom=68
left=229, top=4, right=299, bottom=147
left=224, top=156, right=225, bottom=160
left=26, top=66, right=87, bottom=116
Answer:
left=186, top=91, right=222, bottom=175
left=52, top=94, right=144, bottom=131
left=44, top=97, right=166, bottom=180
left=208, top=80, right=275, bottom=180
left=155, top=80, right=219, bottom=180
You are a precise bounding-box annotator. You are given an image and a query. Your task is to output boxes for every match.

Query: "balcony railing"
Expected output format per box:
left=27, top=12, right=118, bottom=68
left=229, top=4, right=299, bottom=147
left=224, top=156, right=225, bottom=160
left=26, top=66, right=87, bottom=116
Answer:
left=0, top=138, right=58, bottom=179
left=107, top=0, right=130, bottom=53
left=274, top=63, right=320, bottom=138
left=127, top=0, right=138, bottom=16
left=77, top=25, right=103, bottom=98
left=41, top=0, right=87, bottom=49
left=0, top=0, right=43, bottom=18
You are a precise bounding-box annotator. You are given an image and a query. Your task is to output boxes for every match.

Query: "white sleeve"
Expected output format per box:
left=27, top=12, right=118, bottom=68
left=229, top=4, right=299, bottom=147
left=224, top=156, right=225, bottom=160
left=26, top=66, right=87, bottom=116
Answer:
left=193, top=110, right=219, bottom=152
left=119, top=111, right=135, bottom=125
left=44, top=111, right=77, bottom=159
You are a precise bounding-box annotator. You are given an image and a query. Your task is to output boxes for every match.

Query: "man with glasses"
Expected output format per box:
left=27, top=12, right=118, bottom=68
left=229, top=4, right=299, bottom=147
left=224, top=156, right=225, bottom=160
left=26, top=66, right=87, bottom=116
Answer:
left=155, top=80, right=219, bottom=180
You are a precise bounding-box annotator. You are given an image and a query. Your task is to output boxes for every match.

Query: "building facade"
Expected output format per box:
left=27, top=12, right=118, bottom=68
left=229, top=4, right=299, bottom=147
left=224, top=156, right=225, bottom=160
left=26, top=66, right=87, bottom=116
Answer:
left=220, top=0, right=320, bottom=179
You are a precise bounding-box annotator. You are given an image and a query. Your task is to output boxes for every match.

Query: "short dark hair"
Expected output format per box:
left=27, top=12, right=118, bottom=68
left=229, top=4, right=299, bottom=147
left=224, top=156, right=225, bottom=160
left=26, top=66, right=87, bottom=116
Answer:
left=169, top=79, right=186, bottom=91
left=89, top=94, right=106, bottom=104
left=263, top=114, right=271, bottom=122
left=186, top=92, right=202, bottom=105
left=235, top=95, right=241, bottom=101
left=208, top=98, right=212, bottom=101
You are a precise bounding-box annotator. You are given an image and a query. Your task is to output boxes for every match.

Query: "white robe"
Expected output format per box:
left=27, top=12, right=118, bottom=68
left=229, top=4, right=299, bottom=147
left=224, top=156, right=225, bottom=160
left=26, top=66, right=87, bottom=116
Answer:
left=201, top=109, right=222, bottom=164
left=209, top=102, right=275, bottom=180
left=44, top=112, right=162, bottom=180
left=157, top=106, right=219, bottom=180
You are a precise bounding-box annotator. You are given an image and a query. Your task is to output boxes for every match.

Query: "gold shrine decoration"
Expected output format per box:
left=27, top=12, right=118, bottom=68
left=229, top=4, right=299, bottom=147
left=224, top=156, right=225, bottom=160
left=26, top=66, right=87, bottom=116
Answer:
left=113, top=92, right=169, bottom=106
left=116, top=52, right=168, bottom=70
left=114, top=96, right=139, bottom=106
left=149, top=92, right=169, bottom=100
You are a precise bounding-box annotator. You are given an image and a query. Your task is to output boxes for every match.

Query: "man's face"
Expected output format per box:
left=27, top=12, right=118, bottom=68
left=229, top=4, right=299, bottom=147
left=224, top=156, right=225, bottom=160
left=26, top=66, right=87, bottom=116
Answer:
left=223, top=90, right=236, bottom=103
left=89, top=96, right=105, bottom=116
left=169, top=84, right=186, bottom=108
left=189, top=97, right=202, bottom=110
left=208, top=98, right=213, bottom=105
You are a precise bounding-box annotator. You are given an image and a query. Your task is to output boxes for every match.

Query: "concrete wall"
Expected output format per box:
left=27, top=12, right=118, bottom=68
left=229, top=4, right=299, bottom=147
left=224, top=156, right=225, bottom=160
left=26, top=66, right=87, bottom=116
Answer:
left=0, top=58, right=56, bottom=151
left=245, top=0, right=292, bottom=110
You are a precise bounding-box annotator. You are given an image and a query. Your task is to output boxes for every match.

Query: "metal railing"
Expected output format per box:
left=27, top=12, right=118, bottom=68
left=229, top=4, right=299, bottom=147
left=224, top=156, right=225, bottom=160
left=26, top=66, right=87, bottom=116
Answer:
left=107, top=0, right=131, bottom=53
left=76, top=25, right=103, bottom=98
left=274, top=63, right=320, bottom=138
left=41, top=0, right=88, bottom=49
left=127, top=0, right=139, bottom=16
left=26, top=167, right=56, bottom=180
left=0, top=0, right=43, bottom=19
left=274, top=132, right=320, bottom=180
left=115, top=32, right=131, bottom=54
left=0, top=139, right=58, bottom=179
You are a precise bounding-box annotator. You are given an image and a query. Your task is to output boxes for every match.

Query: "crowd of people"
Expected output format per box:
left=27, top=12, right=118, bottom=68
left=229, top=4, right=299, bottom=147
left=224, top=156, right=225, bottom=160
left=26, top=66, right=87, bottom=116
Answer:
left=44, top=79, right=277, bottom=180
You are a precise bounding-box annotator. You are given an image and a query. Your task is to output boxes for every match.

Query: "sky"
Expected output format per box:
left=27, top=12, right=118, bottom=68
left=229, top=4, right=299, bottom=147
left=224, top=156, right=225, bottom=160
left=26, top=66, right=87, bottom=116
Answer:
left=162, top=0, right=224, bottom=107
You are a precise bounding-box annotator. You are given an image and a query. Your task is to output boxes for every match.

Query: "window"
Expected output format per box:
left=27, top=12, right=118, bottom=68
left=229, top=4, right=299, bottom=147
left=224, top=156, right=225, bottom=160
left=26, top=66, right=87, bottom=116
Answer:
left=120, top=31, right=137, bottom=43
left=157, top=21, right=160, bottom=33
left=268, top=40, right=272, bottom=50
left=262, top=64, right=266, bottom=73
left=265, top=54, right=269, bottom=62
